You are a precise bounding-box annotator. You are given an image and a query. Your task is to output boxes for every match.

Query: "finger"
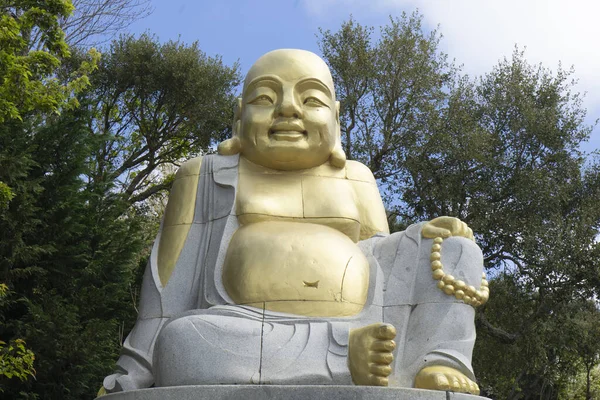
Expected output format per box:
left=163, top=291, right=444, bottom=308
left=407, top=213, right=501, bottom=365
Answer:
left=372, top=339, right=396, bottom=352
left=370, top=352, right=393, bottom=365
left=433, top=373, right=450, bottom=390
left=423, top=226, right=452, bottom=239
left=461, top=222, right=470, bottom=238
left=375, top=324, right=397, bottom=340
left=369, top=364, right=392, bottom=377
left=451, top=218, right=462, bottom=237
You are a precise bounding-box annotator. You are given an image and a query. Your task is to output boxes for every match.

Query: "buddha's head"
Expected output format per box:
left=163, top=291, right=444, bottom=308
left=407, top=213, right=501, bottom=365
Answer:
left=218, top=49, right=346, bottom=170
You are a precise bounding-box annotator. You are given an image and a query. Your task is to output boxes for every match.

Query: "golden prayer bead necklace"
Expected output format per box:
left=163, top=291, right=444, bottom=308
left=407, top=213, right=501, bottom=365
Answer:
left=430, top=237, right=489, bottom=307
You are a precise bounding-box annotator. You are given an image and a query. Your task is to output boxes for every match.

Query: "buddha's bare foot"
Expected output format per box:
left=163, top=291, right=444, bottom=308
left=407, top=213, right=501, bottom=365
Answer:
left=349, top=323, right=396, bottom=386
left=414, top=366, right=480, bottom=395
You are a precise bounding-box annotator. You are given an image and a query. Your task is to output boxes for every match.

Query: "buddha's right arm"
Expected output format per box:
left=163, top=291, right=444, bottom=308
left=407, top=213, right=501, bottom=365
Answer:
left=101, top=157, right=203, bottom=394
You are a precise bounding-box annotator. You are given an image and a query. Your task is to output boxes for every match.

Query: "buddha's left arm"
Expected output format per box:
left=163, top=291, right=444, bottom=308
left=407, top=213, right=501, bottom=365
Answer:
left=346, top=161, right=390, bottom=240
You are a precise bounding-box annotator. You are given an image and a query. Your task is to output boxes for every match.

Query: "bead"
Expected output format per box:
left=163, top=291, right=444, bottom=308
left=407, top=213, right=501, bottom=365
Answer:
left=430, top=252, right=441, bottom=261
left=442, top=274, right=455, bottom=284
left=464, top=295, right=472, bottom=303
left=455, top=290, right=465, bottom=299
left=467, top=285, right=477, bottom=296
left=454, top=280, right=466, bottom=290
left=432, top=269, right=444, bottom=280
left=431, top=260, right=442, bottom=270
left=481, top=279, right=489, bottom=287
left=432, top=244, right=441, bottom=251
left=475, top=290, right=483, bottom=301
left=434, top=237, right=443, bottom=244
left=437, top=280, right=445, bottom=289
left=482, top=272, right=487, bottom=278
left=481, top=286, right=490, bottom=292
left=443, top=285, right=454, bottom=295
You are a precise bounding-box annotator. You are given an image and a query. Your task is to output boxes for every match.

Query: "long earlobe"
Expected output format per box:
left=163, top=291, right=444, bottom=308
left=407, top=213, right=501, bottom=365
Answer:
left=218, top=98, right=243, bottom=156
left=329, top=145, right=346, bottom=168
left=218, top=136, right=241, bottom=155
left=329, top=101, right=345, bottom=168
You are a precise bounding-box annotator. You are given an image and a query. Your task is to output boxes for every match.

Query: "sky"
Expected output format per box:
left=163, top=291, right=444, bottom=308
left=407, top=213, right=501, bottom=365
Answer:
left=125, top=0, right=600, bottom=153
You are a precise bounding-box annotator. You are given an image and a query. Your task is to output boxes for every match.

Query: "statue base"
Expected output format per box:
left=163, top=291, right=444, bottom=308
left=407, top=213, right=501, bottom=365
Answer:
left=98, top=385, right=490, bottom=400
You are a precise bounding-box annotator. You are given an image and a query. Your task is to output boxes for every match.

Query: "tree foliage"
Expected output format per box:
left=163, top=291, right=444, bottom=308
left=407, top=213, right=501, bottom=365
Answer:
left=319, top=13, right=600, bottom=400
left=62, top=0, right=152, bottom=48
left=0, top=0, right=99, bottom=123
left=0, top=14, right=240, bottom=398
left=319, top=12, right=454, bottom=188
left=86, top=34, right=240, bottom=204
left=1, top=1, right=235, bottom=398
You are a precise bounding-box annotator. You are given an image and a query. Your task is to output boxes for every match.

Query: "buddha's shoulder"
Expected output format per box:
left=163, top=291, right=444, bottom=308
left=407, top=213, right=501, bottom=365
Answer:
left=174, top=156, right=203, bottom=179
left=345, top=160, right=376, bottom=184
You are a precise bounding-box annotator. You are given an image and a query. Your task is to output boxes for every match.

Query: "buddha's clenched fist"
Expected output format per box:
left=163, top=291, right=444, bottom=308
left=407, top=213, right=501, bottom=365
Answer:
left=422, top=216, right=474, bottom=241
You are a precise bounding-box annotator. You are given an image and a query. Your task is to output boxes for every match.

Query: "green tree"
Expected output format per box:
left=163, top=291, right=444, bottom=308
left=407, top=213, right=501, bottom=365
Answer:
left=87, top=34, right=240, bottom=204
left=0, top=28, right=240, bottom=400
left=318, top=12, right=454, bottom=199
left=0, top=284, right=35, bottom=393
left=319, top=14, right=600, bottom=399
left=0, top=0, right=98, bottom=123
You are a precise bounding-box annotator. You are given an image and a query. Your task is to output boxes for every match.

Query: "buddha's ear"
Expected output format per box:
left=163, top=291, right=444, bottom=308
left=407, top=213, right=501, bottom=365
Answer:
left=217, top=97, right=242, bottom=155
left=334, top=101, right=342, bottom=140
left=329, top=145, right=346, bottom=168
left=330, top=101, right=346, bottom=168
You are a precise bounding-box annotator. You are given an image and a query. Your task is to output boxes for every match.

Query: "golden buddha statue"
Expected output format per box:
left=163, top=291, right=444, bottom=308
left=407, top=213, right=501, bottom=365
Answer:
left=100, top=49, right=487, bottom=397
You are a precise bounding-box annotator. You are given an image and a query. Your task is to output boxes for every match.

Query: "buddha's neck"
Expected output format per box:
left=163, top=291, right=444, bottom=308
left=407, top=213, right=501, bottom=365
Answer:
left=238, top=155, right=345, bottom=178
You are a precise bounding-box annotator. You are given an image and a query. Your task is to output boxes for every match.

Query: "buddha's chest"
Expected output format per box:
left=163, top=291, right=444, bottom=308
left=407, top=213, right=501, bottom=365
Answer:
left=235, top=171, right=361, bottom=241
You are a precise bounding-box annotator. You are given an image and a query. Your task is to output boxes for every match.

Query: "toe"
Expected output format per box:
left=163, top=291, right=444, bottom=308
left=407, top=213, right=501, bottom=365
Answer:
left=372, top=339, right=396, bottom=352
left=450, top=375, right=461, bottom=391
left=458, top=376, right=469, bottom=392
left=369, top=375, right=389, bottom=386
left=369, top=364, right=392, bottom=377
left=433, top=374, right=451, bottom=391
left=370, top=352, right=393, bottom=365
left=376, top=324, right=397, bottom=340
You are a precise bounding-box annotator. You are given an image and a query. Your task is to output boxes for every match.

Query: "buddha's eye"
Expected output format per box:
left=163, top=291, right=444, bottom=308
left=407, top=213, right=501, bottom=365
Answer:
left=249, top=94, right=274, bottom=105
left=304, top=97, right=328, bottom=108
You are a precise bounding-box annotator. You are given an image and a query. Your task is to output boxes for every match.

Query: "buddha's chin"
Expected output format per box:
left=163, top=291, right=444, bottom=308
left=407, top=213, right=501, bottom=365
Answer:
left=244, top=144, right=331, bottom=171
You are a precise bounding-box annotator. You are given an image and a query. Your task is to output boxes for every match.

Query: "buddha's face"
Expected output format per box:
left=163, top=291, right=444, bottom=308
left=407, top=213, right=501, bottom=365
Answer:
left=238, top=49, right=339, bottom=170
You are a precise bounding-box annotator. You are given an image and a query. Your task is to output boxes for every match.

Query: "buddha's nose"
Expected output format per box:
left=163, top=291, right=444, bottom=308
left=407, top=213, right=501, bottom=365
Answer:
left=276, top=91, right=302, bottom=119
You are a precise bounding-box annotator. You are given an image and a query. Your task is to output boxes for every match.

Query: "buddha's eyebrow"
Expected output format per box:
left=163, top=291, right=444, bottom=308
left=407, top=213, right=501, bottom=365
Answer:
left=244, top=75, right=282, bottom=94
left=295, top=78, right=332, bottom=98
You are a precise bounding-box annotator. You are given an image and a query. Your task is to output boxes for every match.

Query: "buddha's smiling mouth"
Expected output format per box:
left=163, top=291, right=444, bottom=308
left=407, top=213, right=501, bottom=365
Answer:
left=269, top=122, right=307, bottom=141
left=269, top=129, right=307, bottom=141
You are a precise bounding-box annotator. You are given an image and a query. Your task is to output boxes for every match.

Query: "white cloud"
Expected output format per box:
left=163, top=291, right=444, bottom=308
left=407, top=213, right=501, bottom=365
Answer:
left=301, top=0, right=600, bottom=149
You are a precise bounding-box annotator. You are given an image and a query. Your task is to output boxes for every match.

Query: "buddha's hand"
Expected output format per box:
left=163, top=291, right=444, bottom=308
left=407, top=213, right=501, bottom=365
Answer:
left=348, top=323, right=396, bottom=386
left=98, top=370, right=152, bottom=395
left=422, top=216, right=474, bottom=241
left=415, top=366, right=480, bottom=395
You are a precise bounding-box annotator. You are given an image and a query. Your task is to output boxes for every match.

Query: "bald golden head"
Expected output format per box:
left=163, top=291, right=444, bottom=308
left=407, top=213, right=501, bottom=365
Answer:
left=219, top=49, right=345, bottom=170
left=243, top=49, right=336, bottom=102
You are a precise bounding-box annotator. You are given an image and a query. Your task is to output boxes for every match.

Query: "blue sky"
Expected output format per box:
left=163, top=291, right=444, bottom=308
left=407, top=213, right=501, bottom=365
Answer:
left=125, top=0, right=599, bottom=154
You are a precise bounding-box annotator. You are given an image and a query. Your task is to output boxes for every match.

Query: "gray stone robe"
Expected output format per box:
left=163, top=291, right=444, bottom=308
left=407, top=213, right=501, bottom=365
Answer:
left=103, top=154, right=483, bottom=392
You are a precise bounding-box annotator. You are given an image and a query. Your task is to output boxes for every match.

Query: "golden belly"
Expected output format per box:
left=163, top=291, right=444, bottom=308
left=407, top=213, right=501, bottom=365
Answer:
left=222, top=221, right=370, bottom=317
